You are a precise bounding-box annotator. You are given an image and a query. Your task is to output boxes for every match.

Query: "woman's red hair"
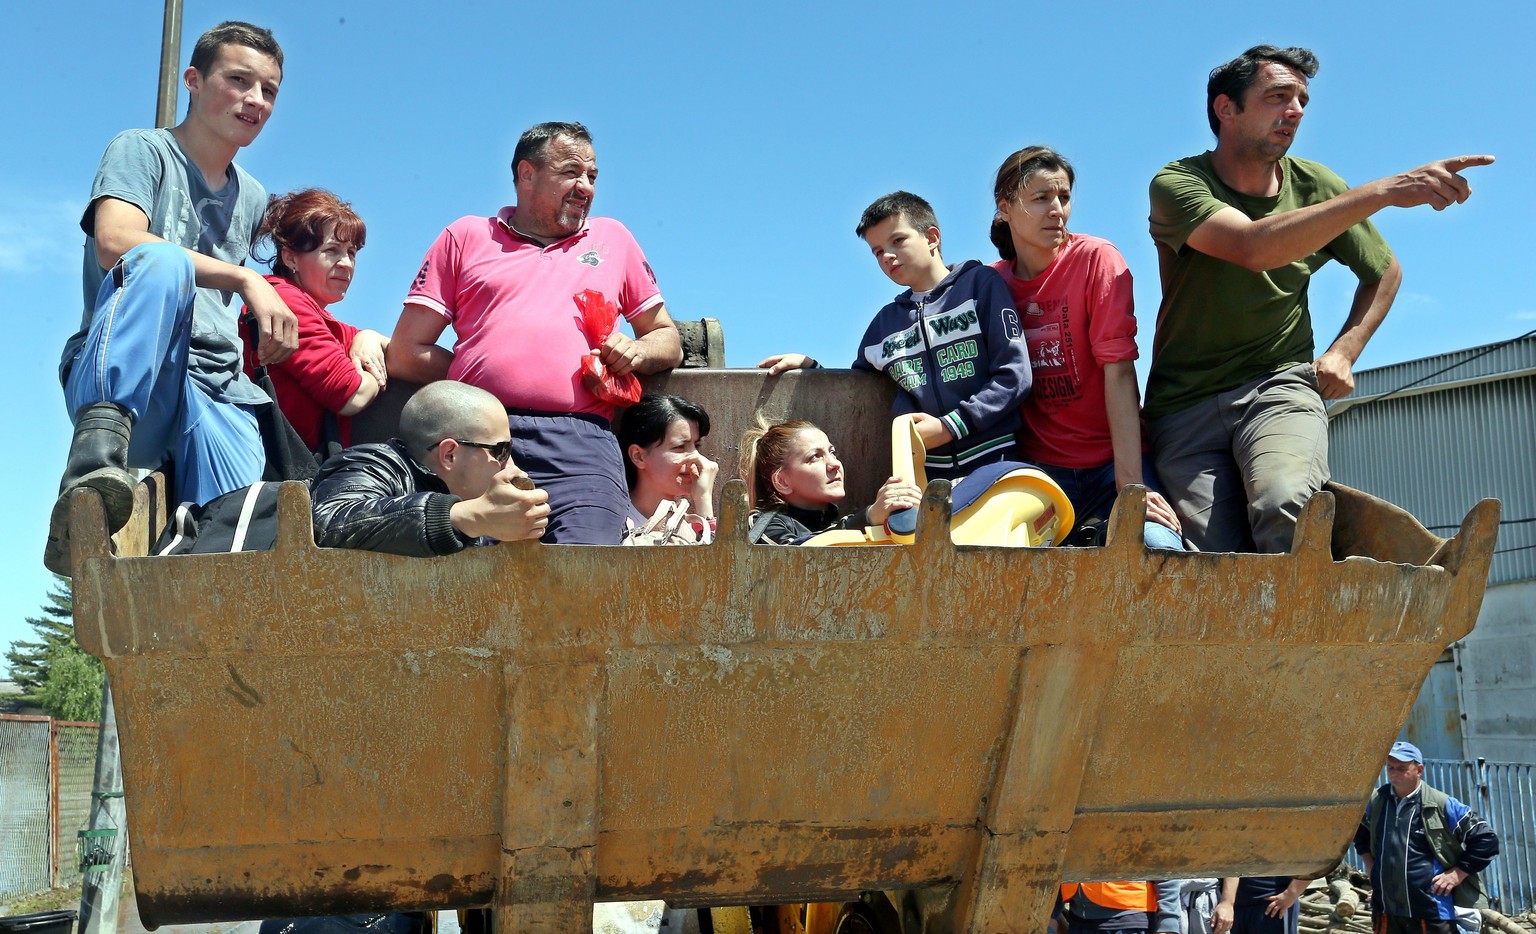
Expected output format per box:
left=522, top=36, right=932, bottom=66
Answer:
left=255, top=188, right=366, bottom=281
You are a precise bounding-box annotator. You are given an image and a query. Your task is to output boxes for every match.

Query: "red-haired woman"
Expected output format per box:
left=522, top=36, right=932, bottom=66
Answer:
left=246, top=188, right=388, bottom=451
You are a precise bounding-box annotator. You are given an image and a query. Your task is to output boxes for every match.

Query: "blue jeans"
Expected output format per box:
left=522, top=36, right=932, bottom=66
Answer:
left=1037, top=456, right=1185, bottom=551
left=61, top=242, right=263, bottom=506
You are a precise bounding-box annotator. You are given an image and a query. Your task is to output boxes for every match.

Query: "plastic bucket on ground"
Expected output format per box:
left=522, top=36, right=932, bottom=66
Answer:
left=0, top=911, right=78, bottom=934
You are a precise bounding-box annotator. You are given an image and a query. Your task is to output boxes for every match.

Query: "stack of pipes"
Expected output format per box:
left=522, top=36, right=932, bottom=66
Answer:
left=1297, top=869, right=1371, bottom=934
left=1297, top=868, right=1536, bottom=934
left=1482, top=909, right=1536, bottom=934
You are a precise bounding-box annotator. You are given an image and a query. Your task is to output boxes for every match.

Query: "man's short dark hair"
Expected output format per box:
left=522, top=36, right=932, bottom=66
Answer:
left=399, top=381, right=505, bottom=465
left=855, top=191, right=940, bottom=240
left=511, top=122, right=593, bottom=175
left=1206, top=45, right=1319, bottom=137
left=189, top=21, right=283, bottom=76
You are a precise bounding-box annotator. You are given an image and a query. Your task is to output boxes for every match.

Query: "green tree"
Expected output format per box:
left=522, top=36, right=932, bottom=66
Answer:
left=34, top=646, right=104, bottom=722
left=5, top=574, right=73, bottom=690
left=4, top=575, right=102, bottom=721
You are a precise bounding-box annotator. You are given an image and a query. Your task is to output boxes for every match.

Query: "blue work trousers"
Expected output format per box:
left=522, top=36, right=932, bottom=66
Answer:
left=61, top=242, right=263, bottom=506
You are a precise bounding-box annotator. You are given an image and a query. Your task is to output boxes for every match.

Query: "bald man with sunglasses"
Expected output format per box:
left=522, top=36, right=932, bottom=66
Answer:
left=311, top=380, right=550, bottom=555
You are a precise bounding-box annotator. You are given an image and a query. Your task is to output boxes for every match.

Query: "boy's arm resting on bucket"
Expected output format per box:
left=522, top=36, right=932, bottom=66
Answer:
left=92, top=196, right=297, bottom=363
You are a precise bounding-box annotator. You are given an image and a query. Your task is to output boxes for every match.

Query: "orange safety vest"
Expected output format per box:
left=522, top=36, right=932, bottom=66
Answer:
left=1060, top=882, right=1157, bottom=915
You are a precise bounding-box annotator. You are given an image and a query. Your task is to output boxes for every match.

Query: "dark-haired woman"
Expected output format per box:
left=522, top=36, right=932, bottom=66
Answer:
left=245, top=188, right=388, bottom=451
left=617, top=392, right=718, bottom=544
left=990, top=147, right=1182, bottom=548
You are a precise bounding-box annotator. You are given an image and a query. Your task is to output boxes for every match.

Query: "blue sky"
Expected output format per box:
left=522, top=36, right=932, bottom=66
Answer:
left=2, top=0, right=1530, bottom=656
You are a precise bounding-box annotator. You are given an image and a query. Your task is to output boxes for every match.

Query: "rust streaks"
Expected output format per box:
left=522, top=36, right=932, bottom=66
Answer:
left=282, top=737, right=323, bottom=787
left=224, top=664, right=264, bottom=708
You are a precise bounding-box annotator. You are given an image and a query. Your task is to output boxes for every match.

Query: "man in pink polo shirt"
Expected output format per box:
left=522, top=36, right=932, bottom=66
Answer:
left=387, top=121, right=682, bottom=544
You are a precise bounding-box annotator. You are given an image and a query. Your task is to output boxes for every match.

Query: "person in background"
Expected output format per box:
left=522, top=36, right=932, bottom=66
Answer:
left=1354, top=741, right=1499, bottom=934
left=1212, top=877, right=1308, bottom=934
left=1178, top=879, right=1222, bottom=934
left=1060, top=882, right=1181, bottom=934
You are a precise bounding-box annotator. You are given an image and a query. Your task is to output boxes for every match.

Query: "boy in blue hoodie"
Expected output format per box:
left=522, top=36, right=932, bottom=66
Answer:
left=760, top=191, right=1032, bottom=480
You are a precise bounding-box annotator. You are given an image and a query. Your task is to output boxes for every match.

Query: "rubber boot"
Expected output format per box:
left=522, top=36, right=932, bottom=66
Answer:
left=43, top=402, right=136, bottom=576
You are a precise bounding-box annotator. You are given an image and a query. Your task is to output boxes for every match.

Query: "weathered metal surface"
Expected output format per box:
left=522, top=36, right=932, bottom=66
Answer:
left=675, top=317, right=726, bottom=370
left=69, top=369, right=1499, bottom=933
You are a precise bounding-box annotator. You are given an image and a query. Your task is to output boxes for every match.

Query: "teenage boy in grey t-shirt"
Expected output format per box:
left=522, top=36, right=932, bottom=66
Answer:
left=46, top=21, right=298, bottom=576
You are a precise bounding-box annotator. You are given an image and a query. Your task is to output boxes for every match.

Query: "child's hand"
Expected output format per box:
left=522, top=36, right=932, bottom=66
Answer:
left=910, top=412, right=954, bottom=449
left=757, top=353, right=817, bottom=375
left=867, top=476, right=924, bottom=526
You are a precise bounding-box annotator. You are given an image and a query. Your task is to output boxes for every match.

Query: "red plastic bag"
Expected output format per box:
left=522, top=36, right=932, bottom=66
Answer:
left=573, top=289, right=642, bottom=407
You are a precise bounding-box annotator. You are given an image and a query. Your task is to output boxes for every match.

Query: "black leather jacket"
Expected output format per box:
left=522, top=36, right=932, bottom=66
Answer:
left=750, top=502, right=871, bottom=545
left=310, top=440, right=469, bottom=557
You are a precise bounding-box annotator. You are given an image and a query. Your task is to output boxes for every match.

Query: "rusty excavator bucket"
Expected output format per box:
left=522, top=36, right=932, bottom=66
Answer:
left=68, top=370, right=1499, bottom=934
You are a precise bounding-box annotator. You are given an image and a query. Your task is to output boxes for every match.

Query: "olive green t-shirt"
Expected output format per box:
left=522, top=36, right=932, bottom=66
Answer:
left=1144, top=152, right=1394, bottom=420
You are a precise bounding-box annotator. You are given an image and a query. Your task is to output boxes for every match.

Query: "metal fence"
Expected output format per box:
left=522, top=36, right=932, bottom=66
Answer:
left=56, top=722, right=105, bottom=888
left=0, top=714, right=102, bottom=899
left=1346, top=758, right=1536, bottom=914
left=0, top=715, right=52, bottom=898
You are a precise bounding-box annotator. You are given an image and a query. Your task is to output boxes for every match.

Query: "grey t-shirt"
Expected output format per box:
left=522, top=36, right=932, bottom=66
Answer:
left=62, top=128, right=269, bottom=406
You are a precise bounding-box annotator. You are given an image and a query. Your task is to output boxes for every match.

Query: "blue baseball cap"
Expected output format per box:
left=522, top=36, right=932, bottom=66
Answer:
left=1389, top=741, right=1423, bottom=764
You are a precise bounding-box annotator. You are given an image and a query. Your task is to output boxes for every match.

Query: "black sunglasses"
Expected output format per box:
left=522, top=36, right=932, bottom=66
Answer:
left=430, top=438, right=512, bottom=465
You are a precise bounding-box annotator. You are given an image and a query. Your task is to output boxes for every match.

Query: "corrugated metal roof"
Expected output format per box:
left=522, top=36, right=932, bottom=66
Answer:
left=1329, top=336, right=1535, bottom=584
left=1350, top=334, right=1536, bottom=396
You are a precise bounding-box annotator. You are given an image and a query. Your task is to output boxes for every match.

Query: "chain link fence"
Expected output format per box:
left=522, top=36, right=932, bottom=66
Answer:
left=0, top=715, right=52, bottom=899
left=0, top=714, right=102, bottom=900
left=57, top=722, right=106, bottom=888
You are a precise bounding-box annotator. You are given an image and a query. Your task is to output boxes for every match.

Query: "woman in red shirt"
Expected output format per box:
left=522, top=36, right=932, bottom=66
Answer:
left=990, top=147, right=1183, bottom=548
left=246, top=188, right=388, bottom=452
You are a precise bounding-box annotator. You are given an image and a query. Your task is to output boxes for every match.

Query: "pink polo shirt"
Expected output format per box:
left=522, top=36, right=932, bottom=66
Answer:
left=407, top=208, right=663, bottom=418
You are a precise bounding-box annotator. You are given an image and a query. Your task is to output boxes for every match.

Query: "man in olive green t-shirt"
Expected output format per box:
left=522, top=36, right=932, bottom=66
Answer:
left=1144, top=43, right=1493, bottom=554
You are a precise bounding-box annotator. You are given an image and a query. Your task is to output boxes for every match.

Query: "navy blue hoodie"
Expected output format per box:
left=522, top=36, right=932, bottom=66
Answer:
left=852, top=260, right=1032, bottom=477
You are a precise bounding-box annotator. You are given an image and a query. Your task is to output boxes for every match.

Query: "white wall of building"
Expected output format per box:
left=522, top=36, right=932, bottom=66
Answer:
left=1457, top=579, right=1536, bottom=763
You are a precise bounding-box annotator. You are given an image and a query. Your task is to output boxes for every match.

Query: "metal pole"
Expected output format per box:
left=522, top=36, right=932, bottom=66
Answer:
left=76, top=680, right=127, bottom=934
left=49, top=720, right=62, bottom=886
left=82, top=6, right=177, bottom=931
left=155, top=0, right=184, bottom=127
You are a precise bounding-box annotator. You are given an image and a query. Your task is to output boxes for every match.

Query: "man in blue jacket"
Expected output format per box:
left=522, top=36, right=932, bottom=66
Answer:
left=1353, top=742, right=1499, bottom=934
